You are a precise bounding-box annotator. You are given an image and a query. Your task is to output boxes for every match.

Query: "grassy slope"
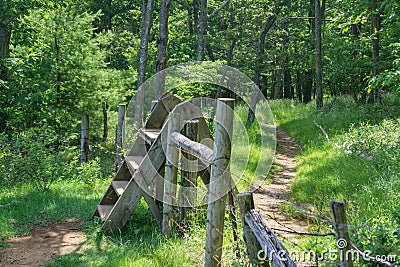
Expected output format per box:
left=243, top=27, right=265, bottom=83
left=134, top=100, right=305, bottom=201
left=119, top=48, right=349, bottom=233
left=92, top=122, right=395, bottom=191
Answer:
left=269, top=96, right=400, bottom=264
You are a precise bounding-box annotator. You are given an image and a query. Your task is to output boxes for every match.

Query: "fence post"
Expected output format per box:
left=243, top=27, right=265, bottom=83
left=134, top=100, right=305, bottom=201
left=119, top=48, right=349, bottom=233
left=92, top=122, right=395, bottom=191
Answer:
left=162, top=112, right=182, bottom=236
left=80, top=114, right=89, bottom=163
left=205, top=98, right=234, bottom=267
left=237, top=192, right=263, bottom=264
left=330, top=201, right=354, bottom=267
left=115, top=104, right=126, bottom=171
left=102, top=101, right=108, bottom=142
left=179, top=120, right=199, bottom=225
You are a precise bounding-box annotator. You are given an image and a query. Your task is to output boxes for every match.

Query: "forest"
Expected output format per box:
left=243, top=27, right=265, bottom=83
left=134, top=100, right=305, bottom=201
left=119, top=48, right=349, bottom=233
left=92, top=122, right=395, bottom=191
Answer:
left=0, top=0, right=399, bottom=266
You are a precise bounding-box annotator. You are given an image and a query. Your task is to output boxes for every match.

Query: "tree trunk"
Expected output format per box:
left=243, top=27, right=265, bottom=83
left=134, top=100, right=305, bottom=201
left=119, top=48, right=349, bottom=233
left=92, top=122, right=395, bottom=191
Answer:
left=134, top=0, right=154, bottom=129
left=0, top=18, right=11, bottom=132
left=302, top=70, right=313, bottom=103
left=296, top=70, right=302, bottom=102
left=274, top=67, right=282, bottom=99
left=106, top=0, right=112, bottom=30
left=155, top=0, right=171, bottom=100
left=0, top=19, right=10, bottom=81
left=197, top=0, right=207, bottom=61
left=246, top=15, right=276, bottom=126
left=315, top=0, right=323, bottom=109
left=217, top=8, right=242, bottom=98
left=283, top=68, right=292, bottom=98
left=370, top=0, right=381, bottom=103
left=187, top=2, right=194, bottom=35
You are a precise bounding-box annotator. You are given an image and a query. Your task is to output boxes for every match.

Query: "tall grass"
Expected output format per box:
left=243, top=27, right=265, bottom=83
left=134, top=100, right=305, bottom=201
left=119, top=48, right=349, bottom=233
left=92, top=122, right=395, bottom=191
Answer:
left=270, top=96, right=400, bottom=265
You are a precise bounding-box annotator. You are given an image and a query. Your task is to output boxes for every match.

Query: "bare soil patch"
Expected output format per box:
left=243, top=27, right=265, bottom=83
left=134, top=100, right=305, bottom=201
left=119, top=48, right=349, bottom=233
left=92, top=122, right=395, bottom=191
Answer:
left=0, top=219, right=86, bottom=267
left=254, top=127, right=309, bottom=237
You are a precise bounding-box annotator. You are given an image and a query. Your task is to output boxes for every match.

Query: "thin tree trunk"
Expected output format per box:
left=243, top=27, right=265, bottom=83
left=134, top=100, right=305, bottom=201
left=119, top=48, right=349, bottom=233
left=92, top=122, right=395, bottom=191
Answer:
left=102, top=101, right=108, bottom=142
left=296, top=70, right=302, bottom=102
left=216, top=8, right=243, bottom=98
left=54, top=34, right=61, bottom=107
left=370, top=0, right=381, bottom=103
left=206, top=42, right=215, bottom=61
left=0, top=19, right=10, bottom=81
left=197, top=0, right=207, bottom=61
left=274, top=67, right=282, bottom=99
left=283, top=69, right=292, bottom=98
left=134, top=0, right=154, bottom=129
left=303, top=70, right=312, bottom=102
left=193, top=0, right=199, bottom=34
left=155, top=0, right=171, bottom=100
left=0, top=17, right=11, bottom=132
left=187, top=2, right=194, bottom=35
left=315, top=0, right=323, bottom=109
left=246, top=15, right=276, bottom=126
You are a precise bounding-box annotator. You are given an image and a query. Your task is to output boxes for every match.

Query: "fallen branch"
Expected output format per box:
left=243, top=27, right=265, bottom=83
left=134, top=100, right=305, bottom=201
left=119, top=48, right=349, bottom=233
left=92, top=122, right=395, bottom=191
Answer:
left=313, top=121, right=330, bottom=141
left=313, top=121, right=372, bottom=160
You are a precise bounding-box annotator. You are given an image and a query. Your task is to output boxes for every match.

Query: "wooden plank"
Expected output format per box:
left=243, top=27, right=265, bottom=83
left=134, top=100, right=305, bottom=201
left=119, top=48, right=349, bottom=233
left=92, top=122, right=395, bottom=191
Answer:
left=179, top=121, right=199, bottom=212
left=114, top=161, right=132, bottom=181
left=145, top=94, right=181, bottom=129
left=125, top=155, right=144, bottom=174
left=98, top=205, right=114, bottom=221
left=162, top=113, right=182, bottom=236
left=161, top=93, right=182, bottom=112
left=142, top=191, right=162, bottom=228
left=115, top=104, right=126, bottom=170
left=245, top=209, right=297, bottom=267
left=112, top=181, right=129, bottom=196
left=139, top=129, right=161, bottom=145
left=102, top=177, right=144, bottom=230
left=102, top=137, right=167, bottom=231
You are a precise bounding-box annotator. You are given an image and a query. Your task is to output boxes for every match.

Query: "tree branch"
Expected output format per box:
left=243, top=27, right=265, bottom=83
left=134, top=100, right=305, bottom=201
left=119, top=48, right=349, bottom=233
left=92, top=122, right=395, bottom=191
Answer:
left=208, top=0, right=230, bottom=20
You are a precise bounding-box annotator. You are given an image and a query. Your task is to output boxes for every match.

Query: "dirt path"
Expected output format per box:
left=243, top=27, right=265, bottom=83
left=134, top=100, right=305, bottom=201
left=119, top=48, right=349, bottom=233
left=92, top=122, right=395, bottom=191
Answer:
left=0, top=219, right=86, bottom=267
left=254, top=127, right=309, bottom=238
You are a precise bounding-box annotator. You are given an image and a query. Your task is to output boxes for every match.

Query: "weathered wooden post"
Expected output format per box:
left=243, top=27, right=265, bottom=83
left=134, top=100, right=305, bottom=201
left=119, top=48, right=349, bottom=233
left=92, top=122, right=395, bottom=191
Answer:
left=237, top=192, right=263, bottom=264
left=102, top=101, right=108, bottom=142
left=330, top=201, right=354, bottom=267
left=162, top=112, right=182, bottom=236
left=179, top=120, right=199, bottom=224
left=80, top=114, right=89, bottom=163
left=115, top=104, right=126, bottom=171
left=205, top=98, right=234, bottom=267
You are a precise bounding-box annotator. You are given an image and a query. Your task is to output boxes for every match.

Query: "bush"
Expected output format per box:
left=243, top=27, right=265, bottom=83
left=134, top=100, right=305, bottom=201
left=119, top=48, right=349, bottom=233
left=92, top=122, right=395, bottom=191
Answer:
left=0, top=127, right=78, bottom=190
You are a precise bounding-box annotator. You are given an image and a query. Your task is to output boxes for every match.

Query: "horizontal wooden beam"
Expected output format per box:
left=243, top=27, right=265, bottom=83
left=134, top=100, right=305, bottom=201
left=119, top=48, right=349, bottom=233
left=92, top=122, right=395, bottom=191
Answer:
left=170, top=132, right=213, bottom=163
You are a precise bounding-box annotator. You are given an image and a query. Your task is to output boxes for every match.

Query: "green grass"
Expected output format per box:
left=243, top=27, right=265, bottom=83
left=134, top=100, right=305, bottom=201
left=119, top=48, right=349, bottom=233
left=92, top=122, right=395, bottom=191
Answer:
left=270, top=96, right=400, bottom=265
left=1, top=95, right=399, bottom=266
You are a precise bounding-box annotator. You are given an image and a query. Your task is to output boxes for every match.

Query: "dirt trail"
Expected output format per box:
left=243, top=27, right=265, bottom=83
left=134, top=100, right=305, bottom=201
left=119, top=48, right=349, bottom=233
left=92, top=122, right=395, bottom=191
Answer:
left=254, top=127, right=309, bottom=238
left=0, top=219, right=85, bottom=267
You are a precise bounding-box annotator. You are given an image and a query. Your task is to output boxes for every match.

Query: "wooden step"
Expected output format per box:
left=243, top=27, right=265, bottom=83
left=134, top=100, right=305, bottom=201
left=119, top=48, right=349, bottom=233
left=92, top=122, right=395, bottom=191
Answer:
left=111, top=181, right=129, bottom=196
left=97, top=205, right=114, bottom=222
left=125, top=155, right=145, bottom=174
left=139, top=129, right=161, bottom=145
